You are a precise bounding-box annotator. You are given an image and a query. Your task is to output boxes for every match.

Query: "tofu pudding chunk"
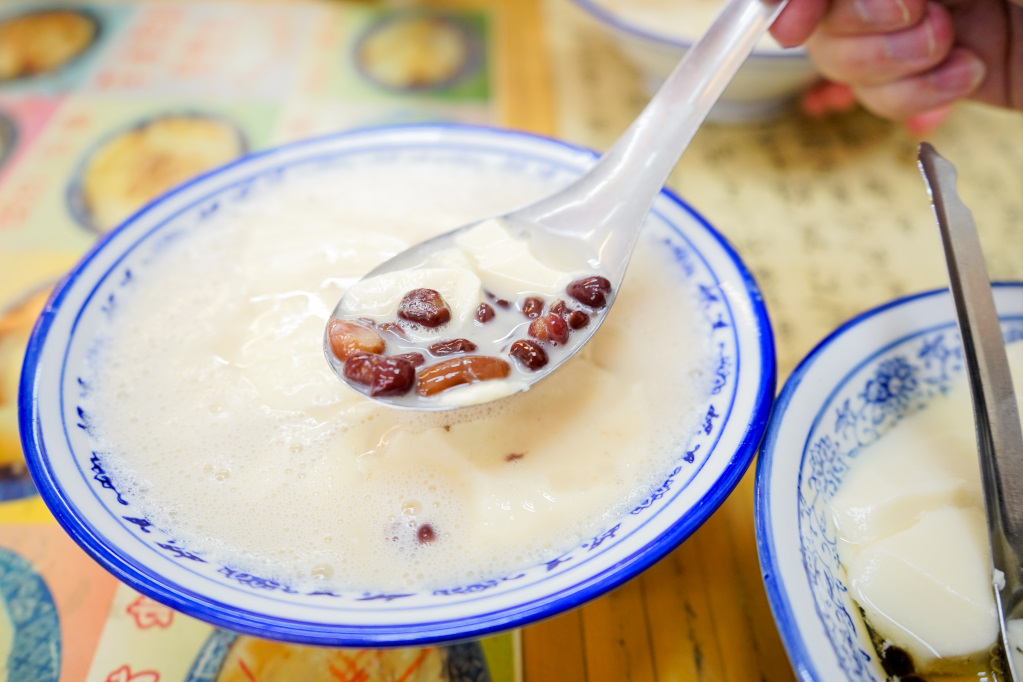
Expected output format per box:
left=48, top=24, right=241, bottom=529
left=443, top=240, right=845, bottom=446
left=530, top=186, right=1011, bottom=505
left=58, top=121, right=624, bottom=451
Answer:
left=82, top=161, right=712, bottom=593
left=828, top=343, right=1023, bottom=674
left=328, top=218, right=615, bottom=407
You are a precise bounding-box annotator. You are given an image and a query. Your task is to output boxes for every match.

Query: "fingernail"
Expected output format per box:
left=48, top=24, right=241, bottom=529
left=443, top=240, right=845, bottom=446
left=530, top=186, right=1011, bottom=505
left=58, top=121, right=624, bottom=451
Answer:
left=854, top=0, right=910, bottom=26
left=930, top=50, right=986, bottom=92
left=884, top=20, right=936, bottom=61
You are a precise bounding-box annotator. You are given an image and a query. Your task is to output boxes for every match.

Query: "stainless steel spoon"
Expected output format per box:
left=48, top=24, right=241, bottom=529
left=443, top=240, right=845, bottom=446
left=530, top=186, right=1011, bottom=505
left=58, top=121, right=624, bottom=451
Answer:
left=325, top=0, right=789, bottom=408
left=919, top=142, right=1023, bottom=681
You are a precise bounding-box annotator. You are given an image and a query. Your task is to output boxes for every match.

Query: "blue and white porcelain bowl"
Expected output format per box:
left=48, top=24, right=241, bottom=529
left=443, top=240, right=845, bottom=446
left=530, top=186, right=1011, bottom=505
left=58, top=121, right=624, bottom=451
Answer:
left=21, top=123, right=775, bottom=647
left=756, top=283, right=1023, bottom=680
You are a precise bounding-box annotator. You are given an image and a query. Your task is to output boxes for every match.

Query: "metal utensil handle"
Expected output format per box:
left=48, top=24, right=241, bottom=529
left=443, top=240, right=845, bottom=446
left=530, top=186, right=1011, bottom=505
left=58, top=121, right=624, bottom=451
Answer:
left=919, top=141, right=1023, bottom=679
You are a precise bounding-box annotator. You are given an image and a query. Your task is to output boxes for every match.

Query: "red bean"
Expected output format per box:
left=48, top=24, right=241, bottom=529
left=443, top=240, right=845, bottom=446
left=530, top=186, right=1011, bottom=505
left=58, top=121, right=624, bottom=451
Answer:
left=429, top=338, right=478, bottom=355
left=343, top=352, right=415, bottom=396
left=528, top=313, right=569, bottom=346
left=398, top=288, right=451, bottom=327
left=417, top=524, right=436, bottom=544
left=551, top=299, right=589, bottom=328
left=567, top=276, right=612, bottom=309
left=475, top=302, right=495, bottom=324
left=509, top=339, right=548, bottom=371
left=520, top=297, right=544, bottom=319
left=566, top=310, right=589, bottom=329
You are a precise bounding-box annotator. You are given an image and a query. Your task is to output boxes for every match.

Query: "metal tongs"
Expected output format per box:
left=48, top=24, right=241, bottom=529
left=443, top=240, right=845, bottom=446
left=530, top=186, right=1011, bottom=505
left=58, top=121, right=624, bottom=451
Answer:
left=919, top=142, right=1023, bottom=680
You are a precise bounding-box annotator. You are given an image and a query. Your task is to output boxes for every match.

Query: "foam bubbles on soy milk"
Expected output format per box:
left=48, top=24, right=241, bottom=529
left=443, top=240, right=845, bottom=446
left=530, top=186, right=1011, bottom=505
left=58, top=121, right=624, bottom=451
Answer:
left=83, top=158, right=713, bottom=592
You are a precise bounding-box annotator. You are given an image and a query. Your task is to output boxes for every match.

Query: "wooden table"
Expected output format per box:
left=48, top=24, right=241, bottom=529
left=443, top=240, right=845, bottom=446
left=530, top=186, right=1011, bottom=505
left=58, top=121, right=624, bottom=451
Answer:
left=512, top=1, right=1023, bottom=680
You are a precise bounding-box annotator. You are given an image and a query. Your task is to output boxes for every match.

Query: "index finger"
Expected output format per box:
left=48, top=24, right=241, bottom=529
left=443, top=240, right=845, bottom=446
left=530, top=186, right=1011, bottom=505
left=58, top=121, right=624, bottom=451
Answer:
left=771, top=0, right=829, bottom=47
left=771, top=0, right=928, bottom=46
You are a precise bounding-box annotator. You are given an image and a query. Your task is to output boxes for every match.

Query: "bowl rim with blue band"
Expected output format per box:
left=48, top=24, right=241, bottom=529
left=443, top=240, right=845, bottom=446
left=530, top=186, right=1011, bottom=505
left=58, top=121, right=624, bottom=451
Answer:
left=755, top=282, right=1023, bottom=681
left=20, top=123, right=776, bottom=646
left=570, top=0, right=809, bottom=60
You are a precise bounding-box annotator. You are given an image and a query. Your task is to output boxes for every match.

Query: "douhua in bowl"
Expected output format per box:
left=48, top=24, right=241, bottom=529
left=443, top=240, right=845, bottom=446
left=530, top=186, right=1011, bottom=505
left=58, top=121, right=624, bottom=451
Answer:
left=572, top=0, right=817, bottom=122
left=756, top=283, right=1023, bottom=680
left=21, top=123, right=775, bottom=646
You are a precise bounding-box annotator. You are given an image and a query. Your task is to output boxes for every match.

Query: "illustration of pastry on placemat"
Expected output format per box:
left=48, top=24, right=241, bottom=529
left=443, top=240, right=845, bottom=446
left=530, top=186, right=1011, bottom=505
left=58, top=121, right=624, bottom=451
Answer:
left=68, top=112, right=248, bottom=234
left=0, top=7, right=100, bottom=82
left=0, top=546, right=60, bottom=681
left=0, top=110, right=16, bottom=172
left=186, top=631, right=492, bottom=682
left=355, top=13, right=482, bottom=91
left=0, top=285, right=52, bottom=501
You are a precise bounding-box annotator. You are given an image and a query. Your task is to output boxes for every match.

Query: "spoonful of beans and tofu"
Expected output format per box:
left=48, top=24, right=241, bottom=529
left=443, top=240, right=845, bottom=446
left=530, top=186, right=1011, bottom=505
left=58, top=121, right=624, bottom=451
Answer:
left=325, top=217, right=614, bottom=407
left=325, top=0, right=789, bottom=409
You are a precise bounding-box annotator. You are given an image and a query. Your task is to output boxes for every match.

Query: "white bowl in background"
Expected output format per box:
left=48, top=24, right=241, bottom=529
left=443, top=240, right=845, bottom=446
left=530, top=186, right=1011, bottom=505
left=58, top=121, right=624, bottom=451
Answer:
left=572, top=0, right=818, bottom=122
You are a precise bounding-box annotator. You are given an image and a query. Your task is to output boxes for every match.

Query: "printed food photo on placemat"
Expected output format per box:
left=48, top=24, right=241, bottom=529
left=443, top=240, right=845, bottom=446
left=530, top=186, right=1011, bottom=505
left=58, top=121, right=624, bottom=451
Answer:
left=355, top=12, right=483, bottom=93
left=185, top=633, right=494, bottom=682
left=67, top=111, right=248, bottom=234
left=343, top=9, right=491, bottom=102
left=0, top=284, right=52, bottom=502
left=0, top=7, right=100, bottom=82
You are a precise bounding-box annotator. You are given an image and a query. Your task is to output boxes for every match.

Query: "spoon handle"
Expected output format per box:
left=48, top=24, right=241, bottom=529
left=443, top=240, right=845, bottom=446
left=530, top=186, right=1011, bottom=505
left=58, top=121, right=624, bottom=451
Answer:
left=918, top=142, right=1023, bottom=679
left=513, top=0, right=789, bottom=276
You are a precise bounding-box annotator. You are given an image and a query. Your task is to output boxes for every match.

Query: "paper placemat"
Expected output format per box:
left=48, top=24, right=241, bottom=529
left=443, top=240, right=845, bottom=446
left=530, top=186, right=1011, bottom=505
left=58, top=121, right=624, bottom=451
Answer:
left=0, top=2, right=521, bottom=680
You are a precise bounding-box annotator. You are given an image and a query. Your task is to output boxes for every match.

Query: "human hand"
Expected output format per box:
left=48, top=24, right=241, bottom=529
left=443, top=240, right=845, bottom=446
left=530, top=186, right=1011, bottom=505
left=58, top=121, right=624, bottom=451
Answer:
left=770, top=0, right=1023, bottom=127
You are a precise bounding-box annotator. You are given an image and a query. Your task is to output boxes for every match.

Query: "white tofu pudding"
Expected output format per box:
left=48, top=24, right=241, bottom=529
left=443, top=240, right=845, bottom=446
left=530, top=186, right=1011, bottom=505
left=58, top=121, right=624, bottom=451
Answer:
left=80, top=159, right=714, bottom=593
left=828, top=342, right=1023, bottom=677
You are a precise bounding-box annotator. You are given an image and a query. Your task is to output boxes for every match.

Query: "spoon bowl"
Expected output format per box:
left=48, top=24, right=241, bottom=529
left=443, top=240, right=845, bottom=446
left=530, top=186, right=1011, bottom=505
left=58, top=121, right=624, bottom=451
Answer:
left=324, top=217, right=617, bottom=410
left=326, top=0, right=789, bottom=408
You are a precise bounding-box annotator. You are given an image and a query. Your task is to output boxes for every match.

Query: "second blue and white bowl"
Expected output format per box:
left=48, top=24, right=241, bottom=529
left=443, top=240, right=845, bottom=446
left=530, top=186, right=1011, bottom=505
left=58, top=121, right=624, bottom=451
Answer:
left=757, top=283, right=1023, bottom=680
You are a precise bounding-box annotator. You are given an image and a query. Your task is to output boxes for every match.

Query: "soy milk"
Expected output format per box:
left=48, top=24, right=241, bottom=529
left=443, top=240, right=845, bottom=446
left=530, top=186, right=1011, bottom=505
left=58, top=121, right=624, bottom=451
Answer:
left=828, top=343, right=1023, bottom=674
left=83, top=160, right=711, bottom=591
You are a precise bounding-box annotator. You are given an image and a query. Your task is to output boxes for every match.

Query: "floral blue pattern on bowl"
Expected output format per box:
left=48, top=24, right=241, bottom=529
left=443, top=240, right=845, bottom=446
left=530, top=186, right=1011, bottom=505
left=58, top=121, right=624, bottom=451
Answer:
left=756, top=283, right=1023, bottom=681
left=20, top=123, right=775, bottom=647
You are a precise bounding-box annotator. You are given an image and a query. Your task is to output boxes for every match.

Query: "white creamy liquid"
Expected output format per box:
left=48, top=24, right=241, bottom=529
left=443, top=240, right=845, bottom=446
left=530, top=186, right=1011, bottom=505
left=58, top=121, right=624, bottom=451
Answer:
left=83, top=159, right=711, bottom=592
left=828, top=342, right=1023, bottom=672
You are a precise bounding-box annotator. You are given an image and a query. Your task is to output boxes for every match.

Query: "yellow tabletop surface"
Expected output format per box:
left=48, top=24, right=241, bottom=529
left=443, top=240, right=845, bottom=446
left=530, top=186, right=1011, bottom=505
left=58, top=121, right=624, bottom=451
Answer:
left=0, top=0, right=1020, bottom=680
